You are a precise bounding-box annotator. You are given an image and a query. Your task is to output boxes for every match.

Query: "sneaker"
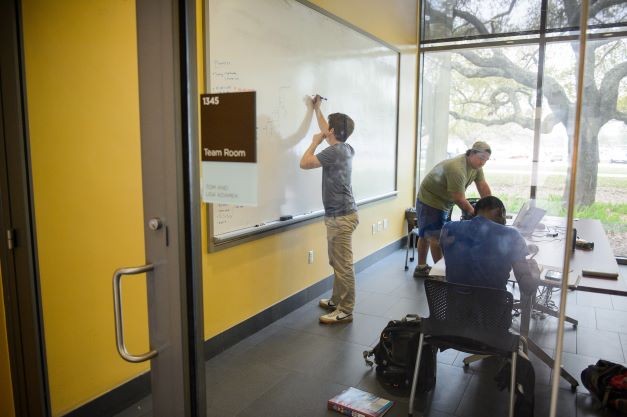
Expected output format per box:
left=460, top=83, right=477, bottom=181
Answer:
left=319, top=309, right=353, bottom=324
left=319, top=298, right=337, bottom=310
left=413, top=264, right=432, bottom=278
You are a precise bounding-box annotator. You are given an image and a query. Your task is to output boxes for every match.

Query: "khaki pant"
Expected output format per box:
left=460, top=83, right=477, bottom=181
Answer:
left=325, top=211, right=359, bottom=314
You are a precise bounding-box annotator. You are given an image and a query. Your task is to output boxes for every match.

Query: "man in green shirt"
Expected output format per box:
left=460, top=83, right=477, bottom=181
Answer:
left=413, top=141, right=493, bottom=277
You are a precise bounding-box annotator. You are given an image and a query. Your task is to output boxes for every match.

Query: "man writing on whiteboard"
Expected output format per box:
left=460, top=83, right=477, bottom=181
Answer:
left=300, top=94, right=358, bottom=324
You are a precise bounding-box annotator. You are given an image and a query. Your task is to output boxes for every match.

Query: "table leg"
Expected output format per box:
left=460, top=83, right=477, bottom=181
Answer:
left=527, top=339, right=579, bottom=390
left=519, top=293, right=579, bottom=390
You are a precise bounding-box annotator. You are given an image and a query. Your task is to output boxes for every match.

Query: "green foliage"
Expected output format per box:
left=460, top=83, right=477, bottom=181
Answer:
left=466, top=175, right=627, bottom=233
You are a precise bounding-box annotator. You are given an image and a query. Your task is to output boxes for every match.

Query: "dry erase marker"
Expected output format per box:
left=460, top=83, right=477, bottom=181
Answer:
left=312, top=95, right=328, bottom=101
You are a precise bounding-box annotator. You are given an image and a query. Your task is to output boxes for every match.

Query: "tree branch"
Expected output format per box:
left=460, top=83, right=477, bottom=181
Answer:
left=614, top=112, right=627, bottom=124
left=449, top=110, right=535, bottom=130
left=568, top=0, right=627, bottom=26
left=456, top=50, right=574, bottom=125
left=492, top=0, right=519, bottom=21
left=453, top=9, right=490, bottom=34
left=540, top=113, right=567, bottom=133
left=599, top=61, right=627, bottom=115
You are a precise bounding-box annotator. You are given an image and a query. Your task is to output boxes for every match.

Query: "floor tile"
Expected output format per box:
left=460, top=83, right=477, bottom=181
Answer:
left=114, top=249, right=624, bottom=417
left=611, top=295, right=627, bottom=312
left=564, top=303, right=596, bottom=328
left=383, top=296, right=429, bottom=319
left=354, top=290, right=400, bottom=316
left=576, top=291, right=613, bottom=309
left=236, top=372, right=346, bottom=417
left=557, top=351, right=601, bottom=393
left=595, top=307, right=627, bottom=333
left=576, top=327, right=624, bottom=363
left=205, top=361, right=288, bottom=414
left=533, top=384, right=578, bottom=417
left=335, top=312, right=391, bottom=347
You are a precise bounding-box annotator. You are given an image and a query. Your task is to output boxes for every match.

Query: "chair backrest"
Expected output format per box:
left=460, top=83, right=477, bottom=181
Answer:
left=405, top=207, right=418, bottom=228
left=423, top=279, right=516, bottom=351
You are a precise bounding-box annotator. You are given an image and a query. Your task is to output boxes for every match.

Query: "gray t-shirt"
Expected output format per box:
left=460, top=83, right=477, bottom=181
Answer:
left=316, top=143, right=357, bottom=216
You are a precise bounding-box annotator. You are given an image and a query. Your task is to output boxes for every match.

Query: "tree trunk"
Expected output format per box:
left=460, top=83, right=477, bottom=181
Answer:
left=563, top=117, right=601, bottom=207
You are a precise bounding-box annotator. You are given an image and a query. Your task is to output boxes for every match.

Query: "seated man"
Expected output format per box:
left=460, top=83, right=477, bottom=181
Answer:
left=440, top=196, right=540, bottom=295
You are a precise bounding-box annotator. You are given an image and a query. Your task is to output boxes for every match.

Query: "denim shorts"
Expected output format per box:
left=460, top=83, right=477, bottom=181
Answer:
left=416, top=198, right=449, bottom=239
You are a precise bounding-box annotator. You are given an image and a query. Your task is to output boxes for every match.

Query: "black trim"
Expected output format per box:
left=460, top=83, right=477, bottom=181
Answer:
left=0, top=0, right=50, bottom=416
left=62, top=373, right=151, bottom=417
left=179, top=0, right=206, bottom=416
left=420, top=19, right=627, bottom=45
left=529, top=0, right=549, bottom=201
left=208, top=192, right=398, bottom=252
left=59, top=238, right=403, bottom=417
left=420, top=29, right=627, bottom=52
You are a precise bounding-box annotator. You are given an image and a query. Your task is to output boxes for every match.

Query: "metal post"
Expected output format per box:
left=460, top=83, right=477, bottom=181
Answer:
left=549, top=1, right=590, bottom=415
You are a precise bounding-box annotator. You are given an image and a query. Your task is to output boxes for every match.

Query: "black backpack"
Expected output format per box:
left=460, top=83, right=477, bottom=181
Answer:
left=363, top=314, right=437, bottom=394
left=581, top=359, right=627, bottom=414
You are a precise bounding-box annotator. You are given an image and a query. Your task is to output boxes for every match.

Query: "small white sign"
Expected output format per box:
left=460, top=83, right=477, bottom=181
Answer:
left=201, top=161, right=257, bottom=206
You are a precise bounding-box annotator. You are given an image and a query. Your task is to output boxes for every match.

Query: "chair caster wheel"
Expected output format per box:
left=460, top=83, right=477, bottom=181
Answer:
left=573, top=324, right=578, bottom=329
left=571, top=384, right=577, bottom=392
left=405, top=266, right=409, bottom=271
left=463, top=362, right=469, bottom=368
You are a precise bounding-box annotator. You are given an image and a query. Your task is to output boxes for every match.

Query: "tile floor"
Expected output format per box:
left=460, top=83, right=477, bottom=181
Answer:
left=117, top=250, right=627, bottom=417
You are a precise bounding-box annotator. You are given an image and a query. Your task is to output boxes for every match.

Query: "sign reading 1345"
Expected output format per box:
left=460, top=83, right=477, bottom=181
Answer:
left=202, top=96, right=220, bottom=106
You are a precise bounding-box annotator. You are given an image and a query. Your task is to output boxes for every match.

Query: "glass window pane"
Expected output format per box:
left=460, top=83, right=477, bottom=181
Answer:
left=422, top=0, right=542, bottom=42
left=418, top=45, right=539, bottom=216
left=541, top=38, right=627, bottom=257
left=548, top=0, right=627, bottom=30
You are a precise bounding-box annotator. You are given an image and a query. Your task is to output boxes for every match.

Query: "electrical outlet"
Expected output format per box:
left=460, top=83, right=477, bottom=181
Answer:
left=383, top=218, right=389, bottom=230
left=372, top=223, right=377, bottom=235
left=377, top=220, right=383, bottom=232
left=308, top=250, right=314, bottom=264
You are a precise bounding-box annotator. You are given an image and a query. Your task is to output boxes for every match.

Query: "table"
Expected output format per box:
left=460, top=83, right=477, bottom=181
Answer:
left=430, top=218, right=622, bottom=293
left=428, top=217, right=622, bottom=389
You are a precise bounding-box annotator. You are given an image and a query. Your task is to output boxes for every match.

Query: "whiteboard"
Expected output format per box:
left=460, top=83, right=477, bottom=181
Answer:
left=205, top=0, right=399, bottom=248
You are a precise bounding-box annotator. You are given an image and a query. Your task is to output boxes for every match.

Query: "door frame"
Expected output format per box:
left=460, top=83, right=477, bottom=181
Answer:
left=135, top=0, right=205, bottom=415
left=0, top=0, right=206, bottom=415
left=0, top=0, right=50, bottom=416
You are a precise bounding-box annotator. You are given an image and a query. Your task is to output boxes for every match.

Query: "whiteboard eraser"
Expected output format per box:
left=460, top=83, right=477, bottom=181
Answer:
left=279, top=215, right=293, bottom=221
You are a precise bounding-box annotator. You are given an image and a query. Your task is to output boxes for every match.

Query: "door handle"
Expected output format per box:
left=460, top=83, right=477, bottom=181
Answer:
left=113, top=264, right=158, bottom=363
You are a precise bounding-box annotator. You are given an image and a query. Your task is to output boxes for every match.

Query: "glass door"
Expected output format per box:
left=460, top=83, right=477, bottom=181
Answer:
left=1, top=0, right=205, bottom=416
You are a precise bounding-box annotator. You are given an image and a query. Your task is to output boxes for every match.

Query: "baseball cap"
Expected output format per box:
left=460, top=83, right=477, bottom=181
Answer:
left=470, top=141, right=491, bottom=154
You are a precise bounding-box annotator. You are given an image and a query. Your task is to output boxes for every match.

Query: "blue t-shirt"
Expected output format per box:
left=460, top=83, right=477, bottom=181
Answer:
left=440, top=216, right=528, bottom=290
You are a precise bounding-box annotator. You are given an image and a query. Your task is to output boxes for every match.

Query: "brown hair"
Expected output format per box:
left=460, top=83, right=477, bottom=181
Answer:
left=328, top=113, right=354, bottom=142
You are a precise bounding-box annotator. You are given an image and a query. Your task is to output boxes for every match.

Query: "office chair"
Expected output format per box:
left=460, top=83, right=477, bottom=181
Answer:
left=408, top=279, right=523, bottom=417
left=404, top=208, right=419, bottom=270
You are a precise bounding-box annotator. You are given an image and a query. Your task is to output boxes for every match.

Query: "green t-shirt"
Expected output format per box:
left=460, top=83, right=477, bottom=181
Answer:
left=417, top=154, right=484, bottom=211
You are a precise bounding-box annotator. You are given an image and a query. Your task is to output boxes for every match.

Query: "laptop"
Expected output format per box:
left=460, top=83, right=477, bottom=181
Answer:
left=511, top=200, right=546, bottom=236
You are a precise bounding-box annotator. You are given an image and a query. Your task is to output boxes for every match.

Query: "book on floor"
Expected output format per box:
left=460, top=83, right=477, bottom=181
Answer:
left=327, top=387, right=394, bottom=417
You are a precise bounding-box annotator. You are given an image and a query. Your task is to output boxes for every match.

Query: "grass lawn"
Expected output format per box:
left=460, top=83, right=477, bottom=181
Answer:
left=465, top=169, right=627, bottom=256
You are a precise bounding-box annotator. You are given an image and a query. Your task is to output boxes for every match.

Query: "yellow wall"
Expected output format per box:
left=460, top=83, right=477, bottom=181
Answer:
left=21, top=0, right=418, bottom=414
left=22, top=0, right=149, bottom=415
left=201, top=0, right=418, bottom=338
left=0, top=270, right=16, bottom=417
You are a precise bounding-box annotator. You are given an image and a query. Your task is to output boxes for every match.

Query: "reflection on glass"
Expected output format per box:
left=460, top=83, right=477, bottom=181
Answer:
left=419, top=45, right=539, bottom=215
left=422, top=0, right=541, bottom=41
left=548, top=0, right=627, bottom=29
left=540, top=38, right=627, bottom=257
left=417, top=1, right=627, bottom=414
